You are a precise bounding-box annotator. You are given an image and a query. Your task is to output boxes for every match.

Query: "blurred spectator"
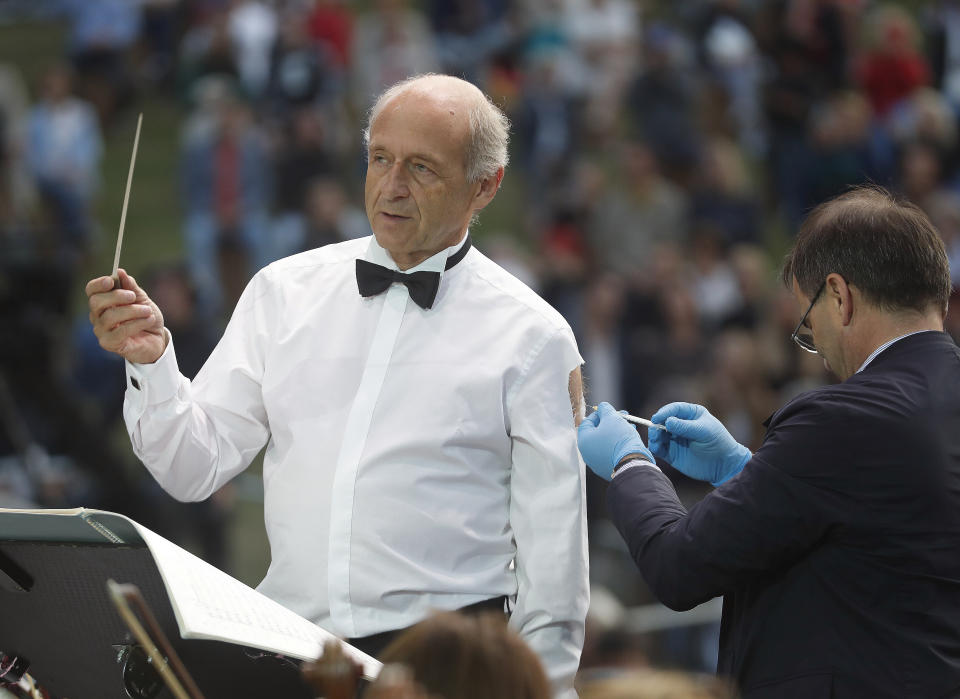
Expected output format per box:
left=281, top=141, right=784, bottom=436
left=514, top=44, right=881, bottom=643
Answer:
left=55, top=0, right=142, bottom=124
left=786, top=0, right=853, bottom=92
left=146, top=263, right=218, bottom=380
left=481, top=233, right=540, bottom=292
left=856, top=4, right=931, bottom=118
left=801, top=90, right=895, bottom=210
left=428, top=0, right=513, bottom=84
left=307, top=0, right=354, bottom=71
left=888, top=87, right=958, bottom=156
left=695, top=0, right=766, bottom=154
left=140, top=0, right=182, bottom=87
left=515, top=48, right=581, bottom=211
left=579, top=583, right=653, bottom=666
left=690, top=137, right=761, bottom=246
left=589, top=141, right=688, bottom=275
left=537, top=205, right=591, bottom=324
left=227, top=0, right=279, bottom=101
left=0, top=63, right=34, bottom=221
left=25, top=63, right=103, bottom=260
left=688, top=226, right=742, bottom=331
left=138, top=262, right=230, bottom=569
left=298, top=176, right=370, bottom=253
left=69, top=314, right=126, bottom=426
left=563, top=0, right=639, bottom=139
left=180, top=87, right=272, bottom=315
left=625, top=23, right=702, bottom=184
left=266, top=10, right=336, bottom=122
left=619, top=243, right=707, bottom=418
left=762, top=35, right=817, bottom=228
left=948, top=289, right=960, bottom=344
left=926, top=0, right=960, bottom=108
left=178, top=9, right=241, bottom=100
left=0, top=244, right=146, bottom=518
left=271, top=108, right=336, bottom=257
left=519, top=0, right=588, bottom=97
left=925, top=189, right=960, bottom=287
left=899, top=139, right=948, bottom=207
left=580, top=272, right=627, bottom=411
left=702, top=329, right=779, bottom=450
left=722, top=243, right=772, bottom=331
left=351, top=0, right=439, bottom=110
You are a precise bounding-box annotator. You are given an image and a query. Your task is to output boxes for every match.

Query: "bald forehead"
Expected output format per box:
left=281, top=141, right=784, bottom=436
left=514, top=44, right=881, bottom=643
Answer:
left=375, top=77, right=480, bottom=133
left=371, top=91, right=474, bottom=162
left=390, top=75, right=484, bottom=109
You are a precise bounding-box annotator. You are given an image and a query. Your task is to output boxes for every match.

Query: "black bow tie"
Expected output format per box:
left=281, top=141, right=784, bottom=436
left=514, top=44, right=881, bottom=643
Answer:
left=355, top=237, right=471, bottom=310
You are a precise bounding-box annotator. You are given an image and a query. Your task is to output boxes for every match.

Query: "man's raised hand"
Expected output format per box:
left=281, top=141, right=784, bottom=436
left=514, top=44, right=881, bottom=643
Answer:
left=86, top=268, right=166, bottom=365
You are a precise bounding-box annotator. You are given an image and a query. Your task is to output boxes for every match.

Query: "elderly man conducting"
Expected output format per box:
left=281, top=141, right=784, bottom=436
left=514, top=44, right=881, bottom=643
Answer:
left=579, top=186, right=960, bottom=698
left=87, top=74, right=588, bottom=695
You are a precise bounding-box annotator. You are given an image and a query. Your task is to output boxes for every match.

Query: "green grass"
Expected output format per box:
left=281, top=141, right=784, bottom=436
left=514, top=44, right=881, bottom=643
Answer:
left=92, top=99, right=184, bottom=276
left=0, top=20, right=68, bottom=88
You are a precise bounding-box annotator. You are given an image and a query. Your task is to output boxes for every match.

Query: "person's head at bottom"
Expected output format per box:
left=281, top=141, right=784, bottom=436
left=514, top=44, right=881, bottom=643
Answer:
left=369, top=611, right=551, bottom=699
left=578, top=669, right=736, bottom=699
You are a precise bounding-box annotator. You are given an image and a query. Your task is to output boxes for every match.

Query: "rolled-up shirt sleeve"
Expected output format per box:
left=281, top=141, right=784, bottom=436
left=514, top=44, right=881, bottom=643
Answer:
left=507, top=325, right=589, bottom=698
left=122, top=272, right=274, bottom=502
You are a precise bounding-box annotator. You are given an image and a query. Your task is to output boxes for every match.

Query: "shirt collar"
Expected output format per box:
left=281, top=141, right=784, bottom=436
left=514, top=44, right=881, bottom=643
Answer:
left=856, top=330, right=935, bottom=373
left=363, top=232, right=469, bottom=275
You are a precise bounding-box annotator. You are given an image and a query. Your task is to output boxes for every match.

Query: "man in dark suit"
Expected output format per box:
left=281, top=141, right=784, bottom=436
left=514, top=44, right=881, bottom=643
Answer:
left=578, top=185, right=960, bottom=698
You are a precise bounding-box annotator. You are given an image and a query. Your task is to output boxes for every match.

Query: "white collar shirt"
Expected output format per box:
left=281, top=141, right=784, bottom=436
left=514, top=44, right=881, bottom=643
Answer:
left=123, top=234, right=589, bottom=696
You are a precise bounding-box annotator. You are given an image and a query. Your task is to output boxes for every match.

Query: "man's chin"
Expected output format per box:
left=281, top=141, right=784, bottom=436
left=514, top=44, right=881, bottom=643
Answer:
left=372, top=229, right=420, bottom=260
left=372, top=227, right=411, bottom=248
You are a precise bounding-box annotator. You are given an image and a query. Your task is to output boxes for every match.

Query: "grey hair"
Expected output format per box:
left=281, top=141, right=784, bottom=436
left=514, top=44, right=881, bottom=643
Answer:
left=363, top=74, right=510, bottom=183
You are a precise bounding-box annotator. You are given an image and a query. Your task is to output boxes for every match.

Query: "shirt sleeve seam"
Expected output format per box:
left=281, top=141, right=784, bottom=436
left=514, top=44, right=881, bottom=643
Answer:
left=505, top=325, right=565, bottom=412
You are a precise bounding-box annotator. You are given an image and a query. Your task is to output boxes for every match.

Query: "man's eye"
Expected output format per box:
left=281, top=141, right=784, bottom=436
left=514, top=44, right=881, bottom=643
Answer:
left=413, top=163, right=431, bottom=174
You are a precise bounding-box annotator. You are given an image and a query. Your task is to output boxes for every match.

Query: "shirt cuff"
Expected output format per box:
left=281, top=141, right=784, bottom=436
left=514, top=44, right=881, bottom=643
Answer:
left=124, top=328, right=181, bottom=410
left=612, top=456, right=660, bottom=478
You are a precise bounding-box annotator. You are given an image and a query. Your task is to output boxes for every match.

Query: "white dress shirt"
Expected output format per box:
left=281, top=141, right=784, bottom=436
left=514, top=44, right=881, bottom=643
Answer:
left=122, top=234, right=589, bottom=695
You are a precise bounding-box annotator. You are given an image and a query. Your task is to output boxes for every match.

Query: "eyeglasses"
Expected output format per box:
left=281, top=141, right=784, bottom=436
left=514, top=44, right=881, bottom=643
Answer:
left=791, top=280, right=826, bottom=353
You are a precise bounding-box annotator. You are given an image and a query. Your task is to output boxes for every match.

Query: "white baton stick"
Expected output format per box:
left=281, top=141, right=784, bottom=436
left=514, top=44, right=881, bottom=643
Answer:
left=111, top=112, right=143, bottom=286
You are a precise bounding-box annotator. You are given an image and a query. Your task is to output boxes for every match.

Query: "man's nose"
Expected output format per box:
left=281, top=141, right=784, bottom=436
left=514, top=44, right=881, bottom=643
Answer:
left=382, top=163, right=410, bottom=199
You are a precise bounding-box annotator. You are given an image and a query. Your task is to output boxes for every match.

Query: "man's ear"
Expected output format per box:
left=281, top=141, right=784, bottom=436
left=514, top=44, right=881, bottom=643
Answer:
left=473, top=167, right=504, bottom=210
left=826, top=272, right=855, bottom=326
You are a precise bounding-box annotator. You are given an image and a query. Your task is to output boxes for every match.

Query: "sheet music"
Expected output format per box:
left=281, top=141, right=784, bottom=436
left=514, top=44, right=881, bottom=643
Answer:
left=0, top=507, right=381, bottom=680
left=133, top=523, right=381, bottom=679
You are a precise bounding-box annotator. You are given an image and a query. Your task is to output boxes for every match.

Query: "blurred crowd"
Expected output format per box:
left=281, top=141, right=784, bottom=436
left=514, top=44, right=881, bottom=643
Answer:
left=2, top=0, right=960, bottom=684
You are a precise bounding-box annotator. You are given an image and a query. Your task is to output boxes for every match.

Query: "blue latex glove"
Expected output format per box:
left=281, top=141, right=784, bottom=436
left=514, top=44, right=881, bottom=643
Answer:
left=577, top=402, right=655, bottom=481
left=648, top=402, right=751, bottom=486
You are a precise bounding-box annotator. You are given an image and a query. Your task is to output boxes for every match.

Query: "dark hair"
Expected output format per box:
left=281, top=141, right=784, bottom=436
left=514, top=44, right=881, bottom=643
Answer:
left=782, top=185, right=951, bottom=315
left=377, top=612, right=552, bottom=699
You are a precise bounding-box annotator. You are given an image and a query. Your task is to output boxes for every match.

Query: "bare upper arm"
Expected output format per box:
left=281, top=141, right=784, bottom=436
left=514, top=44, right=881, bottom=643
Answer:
left=569, top=366, right=584, bottom=426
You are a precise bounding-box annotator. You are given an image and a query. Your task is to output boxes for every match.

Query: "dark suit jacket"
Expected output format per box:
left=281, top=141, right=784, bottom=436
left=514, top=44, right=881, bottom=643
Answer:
left=608, top=331, right=960, bottom=698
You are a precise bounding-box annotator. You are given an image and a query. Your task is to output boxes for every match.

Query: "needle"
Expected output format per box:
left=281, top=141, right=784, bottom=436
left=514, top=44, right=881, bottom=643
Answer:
left=590, top=405, right=667, bottom=431
left=111, top=112, right=143, bottom=286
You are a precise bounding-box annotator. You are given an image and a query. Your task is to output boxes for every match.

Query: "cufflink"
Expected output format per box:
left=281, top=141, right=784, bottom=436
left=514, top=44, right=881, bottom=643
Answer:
left=130, top=377, right=141, bottom=390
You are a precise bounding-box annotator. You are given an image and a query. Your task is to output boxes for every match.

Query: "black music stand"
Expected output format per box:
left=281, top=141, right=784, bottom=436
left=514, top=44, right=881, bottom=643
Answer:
left=0, top=511, right=313, bottom=699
